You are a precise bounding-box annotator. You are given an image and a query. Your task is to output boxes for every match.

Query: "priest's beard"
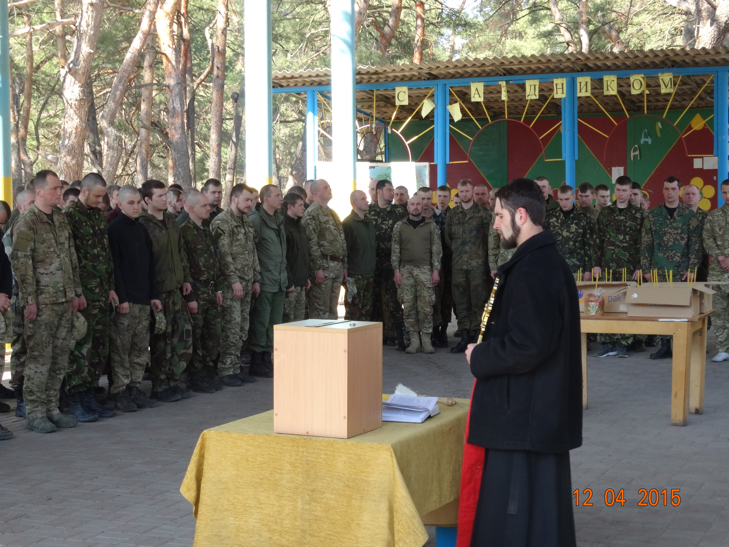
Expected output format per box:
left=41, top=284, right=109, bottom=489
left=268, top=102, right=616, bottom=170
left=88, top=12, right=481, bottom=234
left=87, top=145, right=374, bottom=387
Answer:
left=500, top=217, right=521, bottom=249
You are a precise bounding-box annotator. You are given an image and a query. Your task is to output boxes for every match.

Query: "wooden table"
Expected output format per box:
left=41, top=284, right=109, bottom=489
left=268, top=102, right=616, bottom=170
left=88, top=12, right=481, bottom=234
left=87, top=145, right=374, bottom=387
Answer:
left=580, top=312, right=711, bottom=426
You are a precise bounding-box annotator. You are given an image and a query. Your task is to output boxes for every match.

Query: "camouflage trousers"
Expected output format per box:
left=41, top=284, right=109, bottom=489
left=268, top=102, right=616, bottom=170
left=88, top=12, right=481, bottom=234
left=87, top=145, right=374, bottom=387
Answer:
left=283, top=286, right=307, bottom=323
left=308, top=259, right=343, bottom=320
left=250, top=290, right=285, bottom=354
left=109, top=303, right=151, bottom=395
left=710, top=274, right=729, bottom=352
left=188, top=286, right=222, bottom=374
left=219, top=278, right=254, bottom=376
left=9, top=284, right=26, bottom=389
left=371, top=265, right=404, bottom=338
left=23, top=301, right=73, bottom=420
left=150, top=289, right=192, bottom=393
left=65, top=298, right=111, bottom=395
left=397, top=265, right=436, bottom=334
left=344, top=274, right=374, bottom=321
left=452, top=264, right=488, bottom=333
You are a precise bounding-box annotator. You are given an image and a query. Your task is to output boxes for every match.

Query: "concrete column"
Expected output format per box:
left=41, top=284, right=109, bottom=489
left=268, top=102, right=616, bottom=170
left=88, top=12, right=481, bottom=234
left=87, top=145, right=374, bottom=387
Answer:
left=0, top=0, right=13, bottom=204
left=244, top=0, right=273, bottom=188
left=715, top=69, right=728, bottom=206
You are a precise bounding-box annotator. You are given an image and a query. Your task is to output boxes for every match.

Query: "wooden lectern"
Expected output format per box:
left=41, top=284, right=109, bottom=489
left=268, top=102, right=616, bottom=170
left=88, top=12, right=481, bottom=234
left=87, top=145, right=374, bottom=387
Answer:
left=273, top=319, right=383, bottom=439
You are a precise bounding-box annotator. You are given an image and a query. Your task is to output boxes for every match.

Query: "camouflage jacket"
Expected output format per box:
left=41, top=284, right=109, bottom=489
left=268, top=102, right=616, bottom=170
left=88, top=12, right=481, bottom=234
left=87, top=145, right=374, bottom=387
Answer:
left=64, top=199, right=115, bottom=301
left=444, top=202, right=491, bottom=269
left=545, top=207, right=595, bottom=273
left=301, top=201, right=347, bottom=273
left=11, top=205, right=83, bottom=306
left=578, top=203, right=600, bottom=224
left=487, top=223, right=515, bottom=271
left=594, top=203, right=644, bottom=273
left=211, top=208, right=260, bottom=286
left=391, top=218, right=443, bottom=272
left=138, top=211, right=192, bottom=296
left=703, top=204, right=729, bottom=278
left=641, top=203, right=701, bottom=277
left=179, top=218, right=224, bottom=296
left=364, top=201, right=407, bottom=267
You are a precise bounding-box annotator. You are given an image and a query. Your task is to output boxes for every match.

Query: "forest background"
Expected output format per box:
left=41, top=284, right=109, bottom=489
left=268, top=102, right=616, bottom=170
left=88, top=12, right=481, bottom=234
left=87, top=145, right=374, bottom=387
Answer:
left=6, top=0, right=729, bottom=196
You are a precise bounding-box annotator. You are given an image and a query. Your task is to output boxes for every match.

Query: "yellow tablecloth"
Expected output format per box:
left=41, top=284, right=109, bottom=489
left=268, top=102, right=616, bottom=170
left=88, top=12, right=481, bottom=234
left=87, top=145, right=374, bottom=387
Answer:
left=180, top=402, right=468, bottom=547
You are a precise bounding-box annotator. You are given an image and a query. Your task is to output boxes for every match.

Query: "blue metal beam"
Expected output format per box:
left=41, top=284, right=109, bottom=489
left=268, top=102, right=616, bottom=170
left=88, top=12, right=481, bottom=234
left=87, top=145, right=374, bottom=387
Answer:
left=306, top=90, right=318, bottom=181
left=435, top=83, right=449, bottom=187
left=562, top=77, right=577, bottom=188
left=715, top=69, right=728, bottom=206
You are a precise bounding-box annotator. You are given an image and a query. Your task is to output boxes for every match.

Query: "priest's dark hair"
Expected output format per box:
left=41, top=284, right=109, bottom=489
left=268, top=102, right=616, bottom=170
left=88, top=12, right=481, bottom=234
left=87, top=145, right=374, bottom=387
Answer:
left=495, top=178, right=546, bottom=227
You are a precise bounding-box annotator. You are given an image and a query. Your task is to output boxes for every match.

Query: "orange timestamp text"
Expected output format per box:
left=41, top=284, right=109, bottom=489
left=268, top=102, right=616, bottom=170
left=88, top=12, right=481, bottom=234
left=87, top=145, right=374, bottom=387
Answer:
left=573, top=488, right=682, bottom=507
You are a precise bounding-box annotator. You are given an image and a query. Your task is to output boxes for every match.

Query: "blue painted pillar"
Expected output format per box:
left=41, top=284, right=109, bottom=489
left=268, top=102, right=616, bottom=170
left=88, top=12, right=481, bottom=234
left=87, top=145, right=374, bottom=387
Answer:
left=0, top=0, right=12, bottom=204
left=306, top=90, right=318, bottom=181
left=715, top=69, right=728, bottom=206
left=435, top=83, right=449, bottom=188
left=330, top=0, right=357, bottom=190
left=244, top=0, right=273, bottom=187
left=562, top=77, right=578, bottom=188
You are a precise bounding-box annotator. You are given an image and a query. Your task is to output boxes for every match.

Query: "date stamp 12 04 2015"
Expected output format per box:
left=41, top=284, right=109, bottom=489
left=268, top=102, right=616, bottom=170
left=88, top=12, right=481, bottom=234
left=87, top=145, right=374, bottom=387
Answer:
left=574, top=488, right=682, bottom=507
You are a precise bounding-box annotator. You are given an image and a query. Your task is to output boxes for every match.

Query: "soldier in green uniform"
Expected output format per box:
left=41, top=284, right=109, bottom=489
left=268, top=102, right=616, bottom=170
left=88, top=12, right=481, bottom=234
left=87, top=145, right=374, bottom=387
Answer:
left=535, top=176, right=560, bottom=213
left=703, top=180, right=729, bottom=362
left=445, top=179, right=491, bottom=353
left=577, top=182, right=599, bottom=223
left=302, top=179, right=347, bottom=320
left=642, top=177, right=702, bottom=360
left=212, top=185, right=265, bottom=379
left=392, top=196, right=442, bottom=354
left=342, top=190, right=375, bottom=321
left=180, top=190, right=228, bottom=390
left=595, top=184, right=612, bottom=215
left=138, top=180, right=195, bottom=402
left=592, top=176, right=644, bottom=358
left=366, top=179, right=407, bottom=350
left=682, top=184, right=709, bottom=281
left=203, top=178, right=224, bottom=220
left=282, top=192, right=310, bottom=323
left=11, top=170, right=84, bottom=433
left=418, top=187, right=447, bottom=348
left=432, top=185, right=452, bottom=347
left=63, top=173, right=118, bottom=421
left=488, top=223, right=515, bottom=277
left=545, top=185, right=595, bottom=277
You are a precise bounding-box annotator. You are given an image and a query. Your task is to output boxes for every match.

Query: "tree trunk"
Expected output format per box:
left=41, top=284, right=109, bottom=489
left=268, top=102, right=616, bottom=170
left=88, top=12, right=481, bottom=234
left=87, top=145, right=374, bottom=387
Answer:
left=354, top=0, right=371, bottom=35
left=137, top=33, right=157, bottom=185
left=289, top=131, right=307, bottom=186
left=208, top=0, right=228, bottom=181
left=19, top=6, right=34, bottom=180
left=413, top=1, right=425, bottom=64
left=101, top=0, right=159, bottom=185
left=86, top=79, right=103, bottom=172
left=156, top=0, right=193, bottom=187
left=577, top=0, right=590, bottom=52
left=224, top=77, right=244, bottom=198
left=549, top=0, right=578, bottom=53
left=54, top=0, right=67, bottom=74
left=597, top=11, right=625, bottom=52
left=371, top=0, right=403, bottom=57
left=57, top=0, right=104, bottom=182
left=10, top=74, right=23, bottom=187
left=448, top=0, right=467, bottom=61
left=180, top=0, right=196, bottom=183
left=697, top=1, right=729, bottom=48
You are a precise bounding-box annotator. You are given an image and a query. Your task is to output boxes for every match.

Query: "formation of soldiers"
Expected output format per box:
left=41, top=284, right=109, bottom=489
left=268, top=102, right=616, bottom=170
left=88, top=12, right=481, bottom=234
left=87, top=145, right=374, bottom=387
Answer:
left=2, top=169, right=729, bottom=441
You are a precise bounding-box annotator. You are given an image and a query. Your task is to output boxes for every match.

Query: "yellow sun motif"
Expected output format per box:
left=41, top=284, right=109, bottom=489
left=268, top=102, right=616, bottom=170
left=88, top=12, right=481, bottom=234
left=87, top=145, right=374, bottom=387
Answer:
left=681, top=176, right=715, bottom=210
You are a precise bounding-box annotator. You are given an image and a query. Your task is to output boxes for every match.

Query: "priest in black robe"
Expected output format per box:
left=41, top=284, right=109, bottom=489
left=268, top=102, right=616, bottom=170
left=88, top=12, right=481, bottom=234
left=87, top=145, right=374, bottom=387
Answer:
left=458, top=178, right=583, bottom=547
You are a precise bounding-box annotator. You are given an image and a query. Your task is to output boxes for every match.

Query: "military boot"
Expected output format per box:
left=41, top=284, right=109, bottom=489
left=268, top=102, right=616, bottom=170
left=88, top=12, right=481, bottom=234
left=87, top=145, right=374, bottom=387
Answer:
left=250, top=352, right=273, bottom=378
left=406, top=332, right=421, bottom=354
left=114, top=389, right=137, bottom=412
left=450, top=329, right=470, bottom=354
left=66, top=393, right=99, bottom=422
left=236, top=370, right=257, bottom=384
left=220, top=374, right=243, bottom=387
left=81, top=388, right=116, bottom=418
left=25, top=416, right=57, bottom=434
left=421, top=332, right=434, bottom=354
left=650, top=338, right=672, bottom=360
left=438, top=325, right=449, bottom=348
left=46, top=410, right=79, bottom=428
left=0, top=382, right=14, bottom=399
left=187, top=369, right=216, bottom=394
left=0, top=422, right=13, bottom=440
left=395, top=326, right=407, bottom=352
left=0, top=401, right=9, bottom=413
left=14, top=388, right=26, bottom=419
left=129, top=386, right=159, bottom=408
left=205, top=367, right=224, bottom=391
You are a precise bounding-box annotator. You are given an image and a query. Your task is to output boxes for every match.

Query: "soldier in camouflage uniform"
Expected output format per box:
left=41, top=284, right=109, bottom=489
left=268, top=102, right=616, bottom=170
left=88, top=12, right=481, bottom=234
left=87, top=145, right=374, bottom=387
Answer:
left=593, top=176, right=644, bottom=357
left=64, top=173, right=118, bottom=421
left=418, top=187, right=447, bottom=348
left=488, top=222, right=515, bottom=277
left=392, top=196, right=443, bottom=354
left=180, top=190, right=228, bottom=391
left=138, top=180, right=195, bottom=403
left=445, top=179, right=492, bottom=353
left=535, top=176, right=560, bottom=214
left=432, top=185, right=452, bottom=346
left=343, top=190, right=375, bottom=321
left=577, top=182, right=600, bottom=224
left=642, top=177, right=702, bottom=360
left=213, top=185, right=265, bottom=378
left=302, top=180, right=347, bottom=320
left=703, top=180, right=729, bottom=362
left=682, top=184, right=710, bottom=281
left=545, top=185, right=595, bottom=275
left=11, top=171, right=84, bottom=433
left=366, top=179, right=407, bottom=350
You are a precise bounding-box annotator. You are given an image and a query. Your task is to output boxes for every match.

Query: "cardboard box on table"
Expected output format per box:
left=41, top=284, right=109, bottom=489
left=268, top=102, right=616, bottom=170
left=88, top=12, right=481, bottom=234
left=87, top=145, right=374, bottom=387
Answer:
left=625, top=283, right=715, bottom=318
left=577, top=282, right=635, bottom=313
left=273, top=319, right=382, bottom=439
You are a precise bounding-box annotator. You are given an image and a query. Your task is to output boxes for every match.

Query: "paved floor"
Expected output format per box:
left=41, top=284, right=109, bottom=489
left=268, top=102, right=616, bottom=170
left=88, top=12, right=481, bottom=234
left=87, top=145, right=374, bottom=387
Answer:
left=1, top=327, right=728, bottom=547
